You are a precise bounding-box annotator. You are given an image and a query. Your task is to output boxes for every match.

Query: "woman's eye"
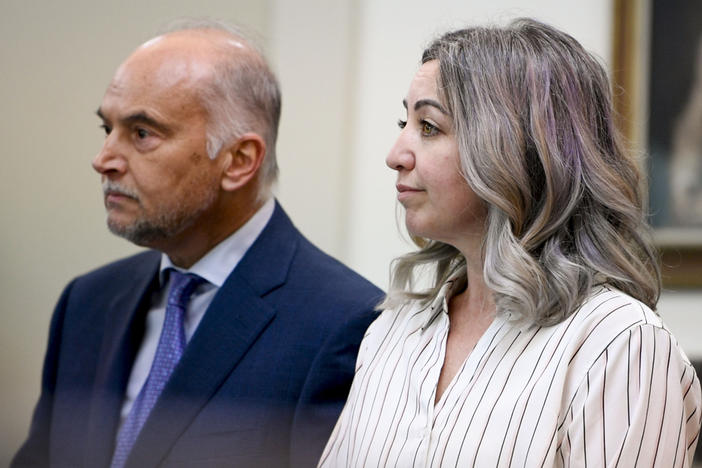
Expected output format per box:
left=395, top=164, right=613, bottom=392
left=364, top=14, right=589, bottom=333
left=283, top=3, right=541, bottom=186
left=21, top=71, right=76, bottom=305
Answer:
left=397, top=119, right=407, bottom=129
left=100, top=124, right=111, bottom=136
left=421, top=121, right=438, bottom=136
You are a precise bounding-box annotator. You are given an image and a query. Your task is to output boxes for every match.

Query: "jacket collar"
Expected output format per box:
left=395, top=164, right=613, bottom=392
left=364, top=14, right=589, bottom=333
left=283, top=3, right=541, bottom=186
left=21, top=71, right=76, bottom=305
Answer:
left=124, top=201, right=299, bottom=467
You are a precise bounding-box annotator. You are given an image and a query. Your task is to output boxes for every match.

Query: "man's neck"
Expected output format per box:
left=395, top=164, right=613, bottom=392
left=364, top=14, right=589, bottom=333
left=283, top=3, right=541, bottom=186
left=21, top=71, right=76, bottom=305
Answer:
left=160, top=196, right=270, bottom=269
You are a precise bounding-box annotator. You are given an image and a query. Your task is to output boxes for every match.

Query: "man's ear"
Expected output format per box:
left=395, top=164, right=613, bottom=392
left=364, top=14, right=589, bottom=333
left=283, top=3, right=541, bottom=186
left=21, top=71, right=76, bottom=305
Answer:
left=220, top=133, right=266, bottom=191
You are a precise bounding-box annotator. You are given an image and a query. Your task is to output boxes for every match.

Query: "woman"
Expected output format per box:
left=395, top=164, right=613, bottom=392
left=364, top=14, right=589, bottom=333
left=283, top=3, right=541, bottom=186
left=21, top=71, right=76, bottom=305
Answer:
left=320, top=19, right=701, bottom=467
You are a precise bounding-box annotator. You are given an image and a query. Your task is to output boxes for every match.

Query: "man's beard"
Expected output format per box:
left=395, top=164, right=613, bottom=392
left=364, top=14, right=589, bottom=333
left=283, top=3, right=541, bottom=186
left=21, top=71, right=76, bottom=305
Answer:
left=108, top=214, right=184, bottom=246
left=103, top=181, right=217, bottom=247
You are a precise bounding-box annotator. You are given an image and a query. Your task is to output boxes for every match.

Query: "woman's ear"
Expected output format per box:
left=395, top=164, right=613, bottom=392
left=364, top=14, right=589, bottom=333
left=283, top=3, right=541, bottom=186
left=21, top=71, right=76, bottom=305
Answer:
left=219, top=133, right=266, bottom=191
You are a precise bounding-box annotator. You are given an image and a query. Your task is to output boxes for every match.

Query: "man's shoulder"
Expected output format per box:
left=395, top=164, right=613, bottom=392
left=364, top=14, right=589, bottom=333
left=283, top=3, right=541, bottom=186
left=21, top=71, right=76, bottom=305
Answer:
left=282, top=235, right=383, bottom=316
left=295, top=237, right=379, bottom=288
left=253, top=202, right=383, bottom=303
left=48, top=251, right=159, bottom=333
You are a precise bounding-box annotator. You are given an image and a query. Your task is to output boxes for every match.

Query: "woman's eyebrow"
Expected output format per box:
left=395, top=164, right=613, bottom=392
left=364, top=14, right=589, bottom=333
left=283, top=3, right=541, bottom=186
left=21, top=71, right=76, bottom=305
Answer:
left=402, top=98, right=448, bottom=115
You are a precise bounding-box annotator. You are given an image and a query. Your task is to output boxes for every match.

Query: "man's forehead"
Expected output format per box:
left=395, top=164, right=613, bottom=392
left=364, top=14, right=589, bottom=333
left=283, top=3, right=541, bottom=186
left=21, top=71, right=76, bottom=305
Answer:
left=101, top=29, right=254, bottom=117
left=100, top=53, right=210, bottom=124
left=112, top=44, right=213, bottom=92
left=114, top=29, right=253, bottom=87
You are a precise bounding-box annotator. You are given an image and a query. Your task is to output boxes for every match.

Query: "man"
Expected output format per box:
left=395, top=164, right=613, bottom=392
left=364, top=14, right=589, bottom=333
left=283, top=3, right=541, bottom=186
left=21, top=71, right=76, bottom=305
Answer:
left=13, top=22, right=381, bottom=468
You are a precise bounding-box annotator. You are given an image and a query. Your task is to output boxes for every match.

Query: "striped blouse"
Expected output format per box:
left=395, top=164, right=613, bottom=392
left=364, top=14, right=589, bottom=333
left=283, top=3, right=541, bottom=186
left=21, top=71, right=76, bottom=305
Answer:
left=320, top=284, right=702, bottom=467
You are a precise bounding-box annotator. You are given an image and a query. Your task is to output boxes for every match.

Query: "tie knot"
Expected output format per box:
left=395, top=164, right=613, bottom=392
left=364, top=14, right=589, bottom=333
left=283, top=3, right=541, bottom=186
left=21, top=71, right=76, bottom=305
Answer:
left=166, top=269, right=206, bottom=309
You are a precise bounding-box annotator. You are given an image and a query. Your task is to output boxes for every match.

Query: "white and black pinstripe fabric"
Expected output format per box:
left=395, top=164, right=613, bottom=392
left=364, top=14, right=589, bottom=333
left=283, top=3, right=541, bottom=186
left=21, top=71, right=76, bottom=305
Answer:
left=320, top=283, right=702, bottom=467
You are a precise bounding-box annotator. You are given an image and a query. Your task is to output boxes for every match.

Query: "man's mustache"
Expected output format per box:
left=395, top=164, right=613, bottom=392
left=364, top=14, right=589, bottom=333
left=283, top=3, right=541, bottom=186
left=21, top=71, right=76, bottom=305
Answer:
left=102, top=181, right=139, bottom=200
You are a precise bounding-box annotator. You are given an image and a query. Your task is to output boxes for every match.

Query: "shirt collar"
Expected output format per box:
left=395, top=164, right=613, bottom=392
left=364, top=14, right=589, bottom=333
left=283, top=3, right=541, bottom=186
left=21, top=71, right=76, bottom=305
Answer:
left=422, top=267, right=467, bottom=330
left=159, top=197, right=276, bottom=287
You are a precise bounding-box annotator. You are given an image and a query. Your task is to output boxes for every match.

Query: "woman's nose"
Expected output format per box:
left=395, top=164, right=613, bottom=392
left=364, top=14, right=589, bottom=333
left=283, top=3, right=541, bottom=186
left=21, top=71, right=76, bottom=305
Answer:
left=386, top=132, right=415, bottom=171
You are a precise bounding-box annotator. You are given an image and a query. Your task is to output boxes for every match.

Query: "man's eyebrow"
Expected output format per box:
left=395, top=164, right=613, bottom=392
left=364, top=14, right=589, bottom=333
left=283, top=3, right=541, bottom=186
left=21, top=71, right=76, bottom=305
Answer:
left=401, top=98, right=449, bottom=115
left=95, top=108, right=170, bottom=133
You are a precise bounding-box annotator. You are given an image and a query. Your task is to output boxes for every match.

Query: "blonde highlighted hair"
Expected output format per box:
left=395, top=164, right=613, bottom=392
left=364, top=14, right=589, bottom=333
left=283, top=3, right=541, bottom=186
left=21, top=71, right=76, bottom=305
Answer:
left=382, top=18, right=660, bottom=326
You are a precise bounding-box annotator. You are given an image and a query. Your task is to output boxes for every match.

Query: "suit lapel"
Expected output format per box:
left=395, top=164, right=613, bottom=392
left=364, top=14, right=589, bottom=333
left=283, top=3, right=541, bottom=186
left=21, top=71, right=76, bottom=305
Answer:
left=125, top=202, right=300, bottom=467
left=84, top=255, right=161, bottom=468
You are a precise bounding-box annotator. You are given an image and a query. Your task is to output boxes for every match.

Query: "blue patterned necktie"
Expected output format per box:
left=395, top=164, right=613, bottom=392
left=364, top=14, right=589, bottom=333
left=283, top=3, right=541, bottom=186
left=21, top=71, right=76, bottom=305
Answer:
left=110, top=269, right=205, bottom=468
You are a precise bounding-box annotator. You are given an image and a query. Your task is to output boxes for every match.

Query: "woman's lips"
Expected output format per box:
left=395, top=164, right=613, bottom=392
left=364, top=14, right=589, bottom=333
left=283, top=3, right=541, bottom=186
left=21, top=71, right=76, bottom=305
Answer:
left=396, top=184, right=423, bottom=202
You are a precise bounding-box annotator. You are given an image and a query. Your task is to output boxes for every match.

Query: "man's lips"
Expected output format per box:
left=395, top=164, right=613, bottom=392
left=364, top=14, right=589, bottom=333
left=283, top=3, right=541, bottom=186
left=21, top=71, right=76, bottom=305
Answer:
left=103, top=190, right=137, bottom=206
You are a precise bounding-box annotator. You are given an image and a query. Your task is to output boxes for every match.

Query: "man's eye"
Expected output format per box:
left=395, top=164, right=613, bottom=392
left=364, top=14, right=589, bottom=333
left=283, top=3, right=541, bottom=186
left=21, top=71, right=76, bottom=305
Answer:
left=397, top=119, right=407, bottom=129
left=421, top=121, right=438, bottom=136
left=100, top=124, right=111, bottom=136
left=136, top=128, right=150, bottom=139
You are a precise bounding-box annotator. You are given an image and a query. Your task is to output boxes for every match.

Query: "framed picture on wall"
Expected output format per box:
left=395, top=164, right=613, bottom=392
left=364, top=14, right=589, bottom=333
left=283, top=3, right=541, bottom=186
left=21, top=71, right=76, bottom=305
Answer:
left=612, top=0, right=702, bottom=288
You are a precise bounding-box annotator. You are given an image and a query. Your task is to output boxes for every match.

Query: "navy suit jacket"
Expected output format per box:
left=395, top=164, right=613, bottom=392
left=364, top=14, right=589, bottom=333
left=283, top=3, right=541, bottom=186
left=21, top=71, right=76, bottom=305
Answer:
left=13, top=203, right=382, bottom=468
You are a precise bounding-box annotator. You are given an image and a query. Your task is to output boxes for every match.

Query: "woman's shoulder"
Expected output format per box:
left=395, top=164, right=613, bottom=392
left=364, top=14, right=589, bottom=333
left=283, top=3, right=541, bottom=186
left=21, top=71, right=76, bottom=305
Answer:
left=556, top=285, right=691, bottom=378
left=572, top=285, right=663, bottom=332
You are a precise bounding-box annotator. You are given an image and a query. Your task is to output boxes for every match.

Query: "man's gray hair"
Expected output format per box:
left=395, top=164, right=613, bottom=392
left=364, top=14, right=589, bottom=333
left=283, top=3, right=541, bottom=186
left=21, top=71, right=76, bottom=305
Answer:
left=163, top=18, right=281, bottom=193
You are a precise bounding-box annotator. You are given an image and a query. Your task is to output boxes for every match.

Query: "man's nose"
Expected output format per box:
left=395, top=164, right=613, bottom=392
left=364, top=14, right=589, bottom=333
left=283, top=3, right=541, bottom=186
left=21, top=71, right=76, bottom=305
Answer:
left=92, top=133, right=127, bottom=176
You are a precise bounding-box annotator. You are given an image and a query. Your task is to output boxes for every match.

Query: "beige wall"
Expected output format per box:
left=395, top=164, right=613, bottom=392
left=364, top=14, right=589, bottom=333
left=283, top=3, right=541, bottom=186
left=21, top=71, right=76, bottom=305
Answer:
left=2, top=0, right=700, bottom=464
left=270, top=0, right=358, bottom=256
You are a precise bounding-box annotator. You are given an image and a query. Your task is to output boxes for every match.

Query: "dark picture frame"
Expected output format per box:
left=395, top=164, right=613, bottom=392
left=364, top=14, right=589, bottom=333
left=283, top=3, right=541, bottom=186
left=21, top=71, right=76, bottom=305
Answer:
left=612, top=0, right=702, bottom=288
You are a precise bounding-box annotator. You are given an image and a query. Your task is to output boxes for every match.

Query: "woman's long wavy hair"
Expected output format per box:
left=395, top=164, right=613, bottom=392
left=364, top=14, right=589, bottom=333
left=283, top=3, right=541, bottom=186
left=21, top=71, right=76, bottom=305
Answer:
left=381, top=18, right=661, bottom=326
